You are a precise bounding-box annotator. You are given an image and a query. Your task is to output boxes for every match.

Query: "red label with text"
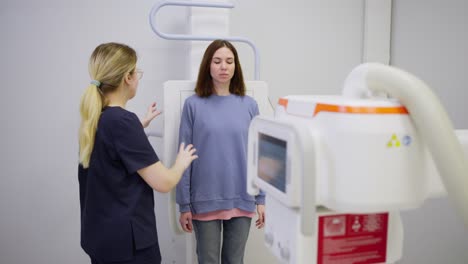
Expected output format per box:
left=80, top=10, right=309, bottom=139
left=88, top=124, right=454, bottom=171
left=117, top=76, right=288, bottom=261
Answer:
left=317, top=213, right=389, bottom=264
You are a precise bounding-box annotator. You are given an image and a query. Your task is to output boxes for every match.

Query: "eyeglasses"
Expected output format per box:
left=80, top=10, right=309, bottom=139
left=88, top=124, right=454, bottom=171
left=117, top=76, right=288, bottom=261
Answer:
left=134, top=69, right=144, bottom=80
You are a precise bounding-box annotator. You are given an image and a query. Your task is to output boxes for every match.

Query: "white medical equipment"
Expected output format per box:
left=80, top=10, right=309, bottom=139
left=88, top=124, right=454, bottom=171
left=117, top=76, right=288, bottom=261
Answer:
left=247, top=63, right=468, bottom=264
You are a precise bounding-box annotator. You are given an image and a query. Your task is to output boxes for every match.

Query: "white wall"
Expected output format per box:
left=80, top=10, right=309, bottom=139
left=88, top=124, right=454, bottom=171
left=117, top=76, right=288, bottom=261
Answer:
left=0, top=0, right=467, bottom=263
left=231, top=0, right=364, bottom=102
left=391, top=0, right=468, bottom=263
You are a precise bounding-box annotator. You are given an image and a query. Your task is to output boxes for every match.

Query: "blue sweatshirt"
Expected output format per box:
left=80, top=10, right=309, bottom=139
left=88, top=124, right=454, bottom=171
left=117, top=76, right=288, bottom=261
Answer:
left=176, top=94, right=265, bottom=214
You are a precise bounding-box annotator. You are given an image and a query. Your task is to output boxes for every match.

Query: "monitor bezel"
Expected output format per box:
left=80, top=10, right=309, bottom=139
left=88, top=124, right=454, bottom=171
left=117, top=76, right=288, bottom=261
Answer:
left=251, top=118, right=300, bottom=207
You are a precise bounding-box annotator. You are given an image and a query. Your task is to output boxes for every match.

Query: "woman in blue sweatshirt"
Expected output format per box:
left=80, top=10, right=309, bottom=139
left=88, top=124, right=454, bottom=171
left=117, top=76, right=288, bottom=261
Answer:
left=176, top=39, right=266, bottom=264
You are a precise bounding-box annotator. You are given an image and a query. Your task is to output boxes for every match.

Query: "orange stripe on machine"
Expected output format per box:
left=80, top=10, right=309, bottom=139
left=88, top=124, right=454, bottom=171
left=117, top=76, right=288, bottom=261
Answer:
left=278, top=98, right=408, bottom=117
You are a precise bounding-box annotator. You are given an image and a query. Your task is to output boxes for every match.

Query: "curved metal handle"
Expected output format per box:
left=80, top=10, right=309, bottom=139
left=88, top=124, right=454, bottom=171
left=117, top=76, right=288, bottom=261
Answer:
left=149, top=0, right=260, bottom=80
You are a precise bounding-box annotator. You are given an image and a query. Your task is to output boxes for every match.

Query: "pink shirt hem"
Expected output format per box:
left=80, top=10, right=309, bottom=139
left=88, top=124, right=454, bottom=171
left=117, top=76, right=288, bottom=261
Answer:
left=192, top=208, right=255, bottom=221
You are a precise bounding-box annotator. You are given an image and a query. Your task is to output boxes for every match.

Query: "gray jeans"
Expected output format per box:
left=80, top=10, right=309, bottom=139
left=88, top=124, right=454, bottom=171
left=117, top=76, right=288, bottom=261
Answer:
left=193, top=217, right=252, bottom=264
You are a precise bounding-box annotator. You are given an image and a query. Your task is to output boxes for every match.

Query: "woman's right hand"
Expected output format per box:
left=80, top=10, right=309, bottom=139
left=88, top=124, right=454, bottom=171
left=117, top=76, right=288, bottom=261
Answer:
left=175, top=143, right=198, bottom=170
left=179, top=212, right=193, bottom=233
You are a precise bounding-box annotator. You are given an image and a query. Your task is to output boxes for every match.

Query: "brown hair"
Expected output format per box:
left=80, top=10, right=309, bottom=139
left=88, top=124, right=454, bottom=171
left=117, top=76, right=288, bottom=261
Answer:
left=194, top=39, right=246, bottom=97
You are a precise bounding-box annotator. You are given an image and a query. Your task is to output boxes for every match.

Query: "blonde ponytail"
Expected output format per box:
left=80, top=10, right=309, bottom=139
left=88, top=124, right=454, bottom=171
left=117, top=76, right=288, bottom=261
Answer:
left=78, top=42, right=137, bottom=168
left=79, top=84, right=103, bottom=168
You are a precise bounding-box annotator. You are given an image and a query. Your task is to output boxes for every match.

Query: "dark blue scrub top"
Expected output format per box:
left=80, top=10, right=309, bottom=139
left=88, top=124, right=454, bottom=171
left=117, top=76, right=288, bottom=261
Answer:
left=78, top=107, right=160, bottom=262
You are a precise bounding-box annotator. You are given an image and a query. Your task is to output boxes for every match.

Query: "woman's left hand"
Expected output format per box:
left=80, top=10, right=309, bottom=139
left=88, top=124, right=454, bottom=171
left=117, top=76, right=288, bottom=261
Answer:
left=255, top=204, right=265, bottom=229
left=141, top=102, right=162, bottom=128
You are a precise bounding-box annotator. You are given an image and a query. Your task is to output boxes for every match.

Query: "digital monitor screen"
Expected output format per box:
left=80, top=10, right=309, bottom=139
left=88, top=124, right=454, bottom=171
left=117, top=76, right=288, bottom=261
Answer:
left=257, top=133, right=287, bottom=193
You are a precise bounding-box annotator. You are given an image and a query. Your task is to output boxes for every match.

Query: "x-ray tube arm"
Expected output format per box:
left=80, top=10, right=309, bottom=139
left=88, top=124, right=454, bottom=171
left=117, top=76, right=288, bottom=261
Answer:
left=343, top=63, right=468, bottom=227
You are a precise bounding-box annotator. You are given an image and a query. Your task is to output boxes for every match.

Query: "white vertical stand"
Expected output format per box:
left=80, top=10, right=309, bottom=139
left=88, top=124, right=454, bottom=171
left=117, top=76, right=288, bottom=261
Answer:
left=189, top=0, right=230, bottom=79
left=362, top=0, right=392, bottom=64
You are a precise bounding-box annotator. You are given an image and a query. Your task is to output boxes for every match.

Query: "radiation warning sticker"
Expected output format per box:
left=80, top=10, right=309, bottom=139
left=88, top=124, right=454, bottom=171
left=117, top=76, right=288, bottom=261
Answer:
left=387, top=134, right=401, bottom=148
left=317, top=213, right=389, bottom=264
